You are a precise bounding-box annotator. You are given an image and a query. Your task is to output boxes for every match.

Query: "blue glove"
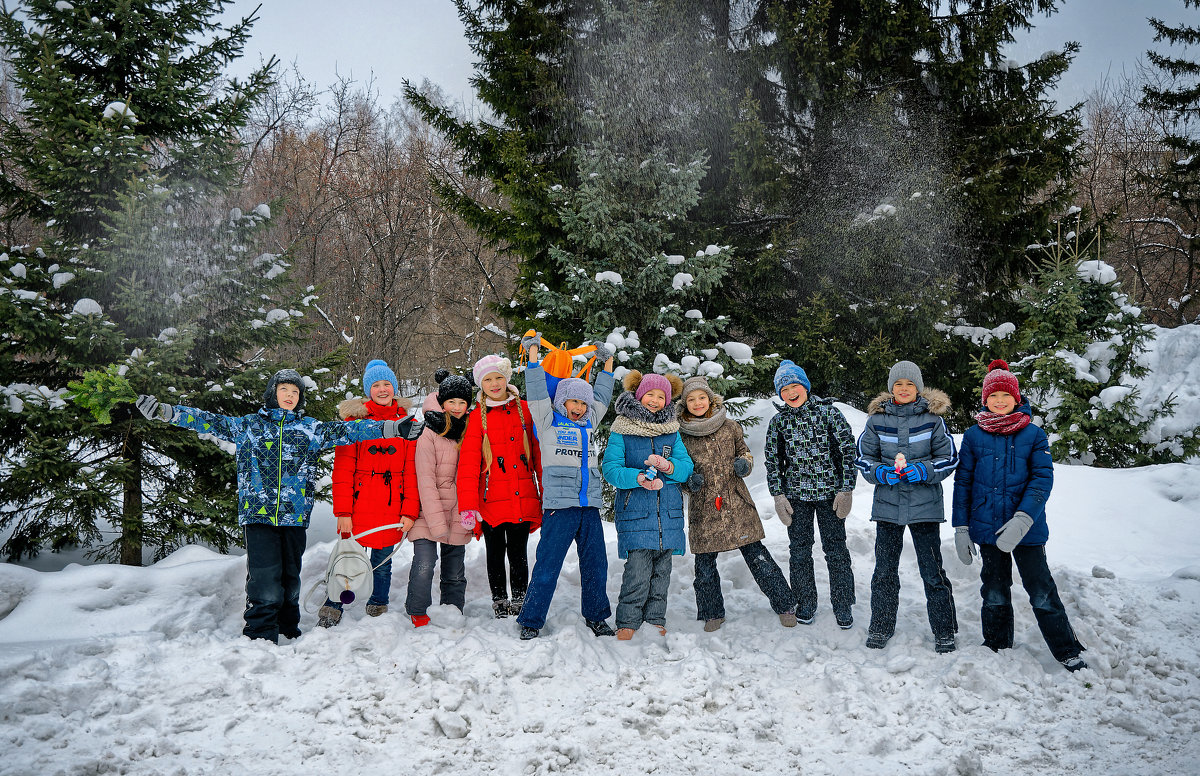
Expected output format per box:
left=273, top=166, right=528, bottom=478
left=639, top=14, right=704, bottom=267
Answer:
left=874, top=465, right=900, bottom=486
left=902, top=462, right=928, bottom=483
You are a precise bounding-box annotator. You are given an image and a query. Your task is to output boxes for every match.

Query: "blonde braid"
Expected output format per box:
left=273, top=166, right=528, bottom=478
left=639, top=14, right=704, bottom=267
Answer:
left=478, top=390, right=493, bottom=473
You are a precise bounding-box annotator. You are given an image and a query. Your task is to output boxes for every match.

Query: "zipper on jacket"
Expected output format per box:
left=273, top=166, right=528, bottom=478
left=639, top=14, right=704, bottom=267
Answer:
left=272, top=418, right=285, bottom=526
left=579, top=428, right=589, bottom=507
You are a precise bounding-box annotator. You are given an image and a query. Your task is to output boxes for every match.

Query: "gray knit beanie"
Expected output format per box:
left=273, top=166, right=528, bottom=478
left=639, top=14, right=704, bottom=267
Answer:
left=887, top=361, right=924, bottom=393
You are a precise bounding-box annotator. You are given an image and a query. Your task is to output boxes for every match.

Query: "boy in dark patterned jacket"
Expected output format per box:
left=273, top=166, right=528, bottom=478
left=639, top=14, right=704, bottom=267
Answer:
left=763, top=360, right=858, bottom=628
left=136, top=369, right=411, bottom=643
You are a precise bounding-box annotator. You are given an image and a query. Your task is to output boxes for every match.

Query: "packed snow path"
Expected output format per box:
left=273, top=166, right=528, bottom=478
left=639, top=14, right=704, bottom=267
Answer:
left=1, top=401, right=1198, bottom=775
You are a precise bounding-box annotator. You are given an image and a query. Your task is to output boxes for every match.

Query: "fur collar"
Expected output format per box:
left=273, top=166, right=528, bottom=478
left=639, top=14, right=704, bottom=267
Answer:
left=338, top=395, right=413, bottom=420
left=867, top=388, right=950, bottom=416
left=611, top=391, right=680, bottom=437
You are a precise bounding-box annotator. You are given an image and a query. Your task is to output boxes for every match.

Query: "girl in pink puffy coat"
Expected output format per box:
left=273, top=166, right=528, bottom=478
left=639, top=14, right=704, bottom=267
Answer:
left=405, top=370, right=475, bottom=626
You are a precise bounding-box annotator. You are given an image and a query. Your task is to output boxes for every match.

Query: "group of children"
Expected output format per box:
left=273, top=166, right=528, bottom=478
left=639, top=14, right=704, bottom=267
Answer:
left=135, top=345, right=1087, bottom=671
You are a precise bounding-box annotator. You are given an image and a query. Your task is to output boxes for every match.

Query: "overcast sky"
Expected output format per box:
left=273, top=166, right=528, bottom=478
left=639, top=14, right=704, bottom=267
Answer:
left=222, top=0, right=1196, bottom=111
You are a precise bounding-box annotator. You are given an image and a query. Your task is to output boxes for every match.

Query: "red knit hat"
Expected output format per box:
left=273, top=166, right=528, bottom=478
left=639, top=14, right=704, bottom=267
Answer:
left=981, top=360, right=1021, bottom=406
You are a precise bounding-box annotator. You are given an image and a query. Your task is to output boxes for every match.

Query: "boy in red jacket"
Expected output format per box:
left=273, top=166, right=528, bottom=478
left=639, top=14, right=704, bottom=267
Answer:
left=318, top=359, right=423, bottom=627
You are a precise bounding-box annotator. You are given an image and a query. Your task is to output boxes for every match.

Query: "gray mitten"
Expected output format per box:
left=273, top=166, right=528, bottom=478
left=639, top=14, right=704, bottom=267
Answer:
left=733, top=457, right=751, bottom=477
left=954, top=526, right=975, bottom=565
left=381, top=420, right=401, bottom=438
left=687, top=472, right=705, bottom=490
left=773, top=494, right=794, bottom=527
left=136, top=394, right=172, bottom=422
left=832, top=490, right=853, bottom=520
left=994, top=511, right=1034, bottom=553
left=594, top=340, right=616, bottom=360
left=520, top=331, right=541, bottom=351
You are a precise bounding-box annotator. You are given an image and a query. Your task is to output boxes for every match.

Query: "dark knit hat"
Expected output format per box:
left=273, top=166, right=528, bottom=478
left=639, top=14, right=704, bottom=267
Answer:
left=887, top=360, right=924, bottom=393
left=263, top=368, right=306, bottom=411
left=773, top=360, right=811, bottom=396
left=362, top=359, right=398, bottom=395
left=434, top=368, right=473, bottom=406
left=981, top=359, right=1021, bottom=406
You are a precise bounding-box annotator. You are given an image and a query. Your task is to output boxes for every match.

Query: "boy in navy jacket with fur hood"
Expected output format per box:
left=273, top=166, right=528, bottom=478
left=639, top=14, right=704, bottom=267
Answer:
left=952, top=360, right=1087, bottom=671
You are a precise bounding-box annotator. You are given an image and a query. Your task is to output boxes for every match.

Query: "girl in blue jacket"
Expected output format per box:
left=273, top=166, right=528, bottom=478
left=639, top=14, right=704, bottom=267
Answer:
left=602, top=369, right=693, bottom=640
left=951, top=360, right=1088, bottom=672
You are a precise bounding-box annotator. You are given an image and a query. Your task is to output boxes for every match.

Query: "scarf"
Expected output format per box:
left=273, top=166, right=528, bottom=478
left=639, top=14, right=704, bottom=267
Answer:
left=610, top=391, right=680, bottom=438
left=678, top=403, right=728, bottom=438
left=424, top=409, right=467, bottom=442
left=974, top=409, right=1031, bottom=435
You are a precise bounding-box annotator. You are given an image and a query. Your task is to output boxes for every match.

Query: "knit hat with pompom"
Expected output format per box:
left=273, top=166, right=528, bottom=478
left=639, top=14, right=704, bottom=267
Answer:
left=981, top=360, right=1021, bottom=406
left=434, top=368, right=473, bottom=406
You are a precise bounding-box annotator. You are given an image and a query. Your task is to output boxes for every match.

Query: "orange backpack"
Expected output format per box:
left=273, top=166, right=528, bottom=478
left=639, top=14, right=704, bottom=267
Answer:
left=519, top=329, right=598, bottom=384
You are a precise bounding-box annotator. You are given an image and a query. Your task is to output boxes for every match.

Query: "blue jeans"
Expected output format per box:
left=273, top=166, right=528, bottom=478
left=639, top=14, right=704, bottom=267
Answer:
left=787, top=497, right=855, bottom=620
left=979, top=543, right=1083, bottom=661
left=243, top=523, right=307, bottom=642
left=324, top=545, right=398, bottom=610
left=405, top=539, right=467, bottom=616
left=518, top=507, right=611, bottom=630
left=616, top=548, right=673, bottom=630
left=694, top=541, right=793, bottom=620
left=869, top=521, right=957, bottom=639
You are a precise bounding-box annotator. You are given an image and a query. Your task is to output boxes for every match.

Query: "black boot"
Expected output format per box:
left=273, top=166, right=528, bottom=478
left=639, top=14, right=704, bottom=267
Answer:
left=586, top=619, right=616, bottom=637
left=519, top=626, right=540, bottom=640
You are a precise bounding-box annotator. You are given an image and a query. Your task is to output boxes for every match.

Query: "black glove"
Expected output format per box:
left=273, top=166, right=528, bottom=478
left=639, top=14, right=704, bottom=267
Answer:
left=733, top=457, right=751, bottom=477
left=687, top=472, right=705, bottom=490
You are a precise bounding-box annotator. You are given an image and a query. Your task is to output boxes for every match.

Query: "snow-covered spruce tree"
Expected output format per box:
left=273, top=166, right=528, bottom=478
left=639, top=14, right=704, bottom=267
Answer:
left=1016, top=225, right=1199, bottom=466
left=0, top=1, right=331, bottom=564
left=531, top=0, right=769, bottom=401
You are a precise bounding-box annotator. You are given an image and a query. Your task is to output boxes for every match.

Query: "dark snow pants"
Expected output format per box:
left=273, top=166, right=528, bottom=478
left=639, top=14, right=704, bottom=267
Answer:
left=868, top=521, right=957, bottom=640
left=694, top=541, right=793, bottom=621
left=481, top=521, right=529, bottom=605
left=243, top=523, right=307, bottom=643
left=787, top=497, right=855, bottom=621
left=979, top=543, right=1084, bottom=661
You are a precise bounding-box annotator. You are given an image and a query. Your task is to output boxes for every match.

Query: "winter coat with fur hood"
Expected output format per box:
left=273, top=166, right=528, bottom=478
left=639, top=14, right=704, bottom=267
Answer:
left=411, top=393, right=473, bottom=545
left=332, top=396, right=423, bottom=548
left=456, top=386, right=543, bottom=530
left=854, top=388, right=958, bottom=525
left=678, top=394, right=764, bottom=555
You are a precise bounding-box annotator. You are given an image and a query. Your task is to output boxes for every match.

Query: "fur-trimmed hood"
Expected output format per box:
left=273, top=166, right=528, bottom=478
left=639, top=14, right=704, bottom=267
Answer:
left=337, top=395, right=413, bottom=420
left=867, top=388, right=950, bottom=416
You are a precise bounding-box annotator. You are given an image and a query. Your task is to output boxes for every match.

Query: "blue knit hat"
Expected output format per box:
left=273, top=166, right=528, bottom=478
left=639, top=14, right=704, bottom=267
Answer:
left=363, top=359, right=398, bottom=396
left=773, top=360, right=811, bottom=397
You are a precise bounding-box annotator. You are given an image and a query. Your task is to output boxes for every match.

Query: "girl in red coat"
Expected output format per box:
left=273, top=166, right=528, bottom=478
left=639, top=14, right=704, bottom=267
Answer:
left=457, top=354, right=542, bottom=617
left=318, top=359, right=423, bottom=628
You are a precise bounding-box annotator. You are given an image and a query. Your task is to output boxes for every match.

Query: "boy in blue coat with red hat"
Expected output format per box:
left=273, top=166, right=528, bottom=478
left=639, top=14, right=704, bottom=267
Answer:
left=952, top=360, right=1088, bottom=672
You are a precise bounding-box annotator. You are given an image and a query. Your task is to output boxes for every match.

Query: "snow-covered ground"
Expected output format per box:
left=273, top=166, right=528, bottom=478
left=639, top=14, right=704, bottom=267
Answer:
left=2, top=396, right=1198, bottom=776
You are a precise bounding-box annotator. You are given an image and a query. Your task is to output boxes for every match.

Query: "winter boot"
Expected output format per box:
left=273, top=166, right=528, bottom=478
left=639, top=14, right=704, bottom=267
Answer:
left=411, top=615, right=431, bottom=628
left=935, top=635, right=957, bottom=654
left=797, top=611, right=816, bottom=625
left=586, top=619, right=616, bottom=637
left=317, top=605, right=342, bottom=628
left=704, top=618, right=725, bottom=632
left=616, top=627, right=636, bottom=640
left=865, top=632, right=890, bottom=649
left=1060, top=655, right=1089, bottom=672
left=519, top=626, right=540, bottom=640
left=365, top=604, right=388, bottom=617
left=836, top=615, right=854, bottom=630
left=508, top=595, right=525, bottom=617
left=493, top=599, right=511, bottom=619
left=778, top=611, right=796, bottom=628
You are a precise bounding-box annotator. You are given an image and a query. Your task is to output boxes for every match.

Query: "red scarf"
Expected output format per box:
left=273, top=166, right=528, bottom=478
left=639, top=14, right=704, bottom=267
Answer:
left=974, top=410, right=1031, bottom=435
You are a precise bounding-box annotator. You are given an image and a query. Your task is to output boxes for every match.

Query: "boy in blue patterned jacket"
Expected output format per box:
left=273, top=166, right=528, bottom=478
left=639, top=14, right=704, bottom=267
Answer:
left=136, top=369, right=413, bottom=643
left=764, top=360, right=858, bottom=628
left=855, top=361, right=959, bottom=653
